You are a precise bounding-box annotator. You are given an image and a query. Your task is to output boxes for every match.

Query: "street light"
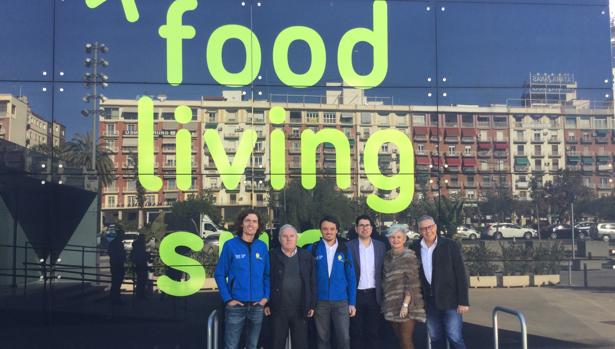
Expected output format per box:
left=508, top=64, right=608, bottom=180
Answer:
left=82, top=42, right=109, bottom=171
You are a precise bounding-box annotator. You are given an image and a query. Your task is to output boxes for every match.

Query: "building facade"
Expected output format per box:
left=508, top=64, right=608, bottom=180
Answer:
left=99, top=85, right=615, bottom=225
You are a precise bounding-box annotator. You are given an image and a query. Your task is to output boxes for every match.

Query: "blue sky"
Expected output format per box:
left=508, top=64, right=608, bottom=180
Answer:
left=0, top=0, right=612, bottom=138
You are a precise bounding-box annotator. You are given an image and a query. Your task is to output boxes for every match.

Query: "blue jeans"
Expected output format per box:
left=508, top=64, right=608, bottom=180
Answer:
left=425, top=297, right=466, bottom=349
left=224, top=303, right=264, bottom=349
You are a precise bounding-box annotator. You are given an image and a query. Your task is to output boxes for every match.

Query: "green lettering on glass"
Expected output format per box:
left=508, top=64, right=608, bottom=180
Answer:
left=363, top=129, right=414, bottom=213
left=85, top=0, right=140, bottom=23
left=269, top=106, right=286, bottom=190
left=203, top=128, right=257, bottom=189
left=338, top=0, right=388, bottom=88
left=175, top=105, right=192, bottom=191
left=137, top=96, right=163, bottom=191
left=273, top=26, right=326, bottom=87
left=157, top=231, right=205, bottom=297
left=300, top=128, right=350, bottom=190
left=158, top=0, right=198, bottom=86
left=207, top=25, right=262, bottom=87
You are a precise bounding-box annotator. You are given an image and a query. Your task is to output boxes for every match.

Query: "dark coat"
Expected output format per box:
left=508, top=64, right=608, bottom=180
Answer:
left=347, top=238, right=386, bottom=305
left=411, top=236, right=469, bottom=310
left=268, top=248, right=316, bottom=317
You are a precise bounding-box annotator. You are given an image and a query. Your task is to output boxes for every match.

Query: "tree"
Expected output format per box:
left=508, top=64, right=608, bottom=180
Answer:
left=479, top=188, right=514, bottom=222
left=170, top=195, right=221, bottom=234
left=401, top=194, right=465, bottom=237
left=62, top=132, right=115, bottom=186
left=578, top=195, right=615, bottom=220
left=543, top=170, right=594, bottom=222
left=282, top=178, right=355, bottom=231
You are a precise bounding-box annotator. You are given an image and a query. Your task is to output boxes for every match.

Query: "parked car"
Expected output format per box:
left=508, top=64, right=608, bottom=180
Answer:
left=574, top=222, right=595, bottom=240
left=122, top=231, right=140, bottom=251
left=591, top=223, right=615, bottom=242
left=540, top=224, right=589, bottom=240
left=484, top=223, right=537, bottom=240
left=456, top=225, right=479, bottom=240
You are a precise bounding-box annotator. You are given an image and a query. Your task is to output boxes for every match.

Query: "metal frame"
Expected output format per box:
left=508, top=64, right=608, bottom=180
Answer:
left=492, top=306, right=527, bottom=349
left=207, top=309, right=219, bottom=349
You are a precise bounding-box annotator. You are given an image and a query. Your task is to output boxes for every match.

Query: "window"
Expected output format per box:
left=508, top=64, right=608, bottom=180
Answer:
left=565, top=117, right=577, bottom=128
left=361, top=113, right=371, bottom=124
left=479, top=130, right=489, bottom=141
left=445, top=114, right=457, bottom=126
left=208, top=111, right=217, bottom=122
left=127, top=195, right=138, bottom=207
left=323, top=112, right=336, bottom=124
left=252, top=156, right=263, bottom=167
left=161, top=112, right=174, bottom=120
left=290, top=110, right=301, bottom=120
left=496, top=131, right=504, bottom=142
left=594, top=117, right=607, bottom=129
left=552, top=159, right=559, bottom=170
left=515, top=130, right=524, bottom=140
left=467, top=175, right=475, bottom=184
left=377, top=112, right=389, bottom=125
left=534, top=145, right=541, bottom=155
left=579, top=117, right=591, bottom=129
left=417, top=144, right=425, bottom=154
left=412, top=114, right=426, bottom=126
left=430, top=114, right=439, bottom=126
left=461, top=114, right=473, bottom=127
left=381, top=143, right=389, bottom=152
left=291, top=128, right=300, bottom=137
left=448, top=145, right=456, bottom=155
left=306, top=111, right=319, bottom=123
left=517, top=145, right=524, bottom=153
left=107, top=196, right=116, bottom=208
left=167, top=179, right=176, bottom=189
left=464, top=146, right=471, bottom=155
left=230, top=193, right=237, bottom=204
left=122, top=112, right=137, bottom=120
left=126, top=124, right=137, bottom=133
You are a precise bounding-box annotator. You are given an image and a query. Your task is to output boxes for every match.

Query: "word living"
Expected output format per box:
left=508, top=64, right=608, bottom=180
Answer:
left=136, top=97, right=415, bottom=214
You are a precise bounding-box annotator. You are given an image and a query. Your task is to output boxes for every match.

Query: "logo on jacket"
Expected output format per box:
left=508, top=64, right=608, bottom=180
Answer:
left=234, top=254, right=246, bottom=259
left=255, top=252, right=262, bottom=260
left=316, top=255, right=324, bottom=260
left=337, top=255, right=344, bottom=262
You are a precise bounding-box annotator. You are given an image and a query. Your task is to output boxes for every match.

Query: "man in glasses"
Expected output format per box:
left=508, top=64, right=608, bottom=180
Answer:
left=411, top=215, right=469, bottom=349
left=347, top=215, right=386, bottom=349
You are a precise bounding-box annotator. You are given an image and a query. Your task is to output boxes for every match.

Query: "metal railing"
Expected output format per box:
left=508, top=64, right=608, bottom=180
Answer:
left=207, top=309, right=219, bottom=349
left=492, top=306, right=528, bottom=349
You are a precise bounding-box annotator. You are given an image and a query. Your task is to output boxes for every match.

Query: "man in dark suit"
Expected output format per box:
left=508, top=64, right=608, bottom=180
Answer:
left=412, top=215, right=469, bottom=349
left=348, top=215, right=386, bottom=349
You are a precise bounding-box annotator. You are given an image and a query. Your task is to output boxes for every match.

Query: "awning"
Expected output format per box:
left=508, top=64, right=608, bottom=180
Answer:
left=413, top=127, right=428, bottom=135
left=478, top=142, right=492, bottom=150
left=582, top=157, right=593, bottom=165
left=463, top=158, right=477, bottom=167
left=597, top=156, right=610, bottom=163
left=494, top=143, right=508, bottom=150
left=429, top=127, right=439, bottom=135
left=446, top=158, right=461, bottom=167
left=567, top=156, right=580, bottom=163
left=432, top=157, right=442, bottom=166
left=596, top=129, right=608, bottom=137
left=416, top=156, right=430, bottom=165
left=515, top=157, right=529, bottom=166
left=461, top=128, right=475, bottom=137
left=445, top=128, right=459, bottom=136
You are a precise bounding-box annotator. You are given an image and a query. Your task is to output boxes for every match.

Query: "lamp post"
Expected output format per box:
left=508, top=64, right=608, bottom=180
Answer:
left=82, top=42, right=109, bottom=171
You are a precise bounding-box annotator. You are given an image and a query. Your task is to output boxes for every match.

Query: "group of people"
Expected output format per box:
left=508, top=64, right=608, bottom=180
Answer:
left=214, top=209, right=470, bottom=349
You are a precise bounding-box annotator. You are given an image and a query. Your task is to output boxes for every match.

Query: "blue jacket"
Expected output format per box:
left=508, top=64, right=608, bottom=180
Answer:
left=214, top=236, right=270, bottom=303
left=307, top=239, right=357, bottom=306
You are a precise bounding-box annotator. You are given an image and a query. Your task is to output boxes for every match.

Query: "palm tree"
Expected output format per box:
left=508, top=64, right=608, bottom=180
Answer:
left=62, top=132, right=115, bottom=186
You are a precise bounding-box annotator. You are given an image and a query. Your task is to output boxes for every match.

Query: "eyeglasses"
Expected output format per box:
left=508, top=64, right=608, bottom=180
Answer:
left=357, top=224, right=371, bottom=228
left=418, top=224, right=435, bottom=232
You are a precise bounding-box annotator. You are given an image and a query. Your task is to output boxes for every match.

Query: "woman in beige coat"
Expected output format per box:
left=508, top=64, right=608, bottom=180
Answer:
left=382, top=224, right=426, bottom=349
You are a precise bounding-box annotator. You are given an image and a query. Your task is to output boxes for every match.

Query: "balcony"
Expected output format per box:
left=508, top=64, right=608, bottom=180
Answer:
left=582, top=164, right=594, bottom=172
left=516, top=181, right=529, bottom=189
left=549, top=151, right=559, bottom=157
left=104, top=130, right=118, bottom=137
left=447, top=182, right=461, bottom=189
left=597, top=184, right=612, bottom=190
left=289, top=162, right=301, bottom=169
left=465, top=182, right=477, bottom=188
left=493, top=121, right=508, bottom=128
left=245, top=183, right=267, bottom=191
left=514, top=165, right=529, bottom=172
left=224, top=133, right=239, bottom=140
left=598, top=164, right=612, bottom=171
left=580, top=137, right=592, bottom=144
left=596, top=136, right=609, bottom=144
left=567, top=164, right=581, bottom=171
left=532, top=166, right=545, bottom=173
left=477, top=150, right=491, bottom=158
left=224, top=147, right=237, bottom=154
left=531, top=137, right=543, bottom=144
left=493, top=151, right=508, bottom=158
left=462, top=167, right=476, bottom=173
left=566, top=136, right=577, bottom=144
left=480, top=182, right=493, bottom=189
left=461, top=136, right=474, bottom=143
left=513, top=137, right=526, bottom=143
left=548, top=136, right=560, bottom=144
left=532, top=151, right=544, bottom=157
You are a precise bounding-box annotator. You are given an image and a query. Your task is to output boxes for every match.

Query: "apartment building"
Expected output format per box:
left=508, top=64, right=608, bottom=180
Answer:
left=99, top=86, right=615, bottom=224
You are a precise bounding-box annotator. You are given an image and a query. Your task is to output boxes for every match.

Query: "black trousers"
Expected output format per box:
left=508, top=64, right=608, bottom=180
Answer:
left=271, top=307, right=308, bottom=349
left=350, top=289, right=381, bottom=349
left=110, top=265, right=125, bottom=302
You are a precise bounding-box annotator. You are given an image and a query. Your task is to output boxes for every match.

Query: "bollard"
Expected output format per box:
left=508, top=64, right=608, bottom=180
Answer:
left=583, top=263, right=588, bottom=288
left=567, top=259, right=572, bottom=286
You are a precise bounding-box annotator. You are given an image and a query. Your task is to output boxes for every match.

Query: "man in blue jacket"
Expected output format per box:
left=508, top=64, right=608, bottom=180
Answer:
left=214, top=209, right=270, bottom=349
left=308, top=215, right=357, bottom=349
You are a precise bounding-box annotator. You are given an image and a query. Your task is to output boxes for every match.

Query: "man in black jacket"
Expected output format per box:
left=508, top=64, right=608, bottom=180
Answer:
left=265, top=224, right=316, bottom=349
left=412, top=215, right=469, bottom=349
